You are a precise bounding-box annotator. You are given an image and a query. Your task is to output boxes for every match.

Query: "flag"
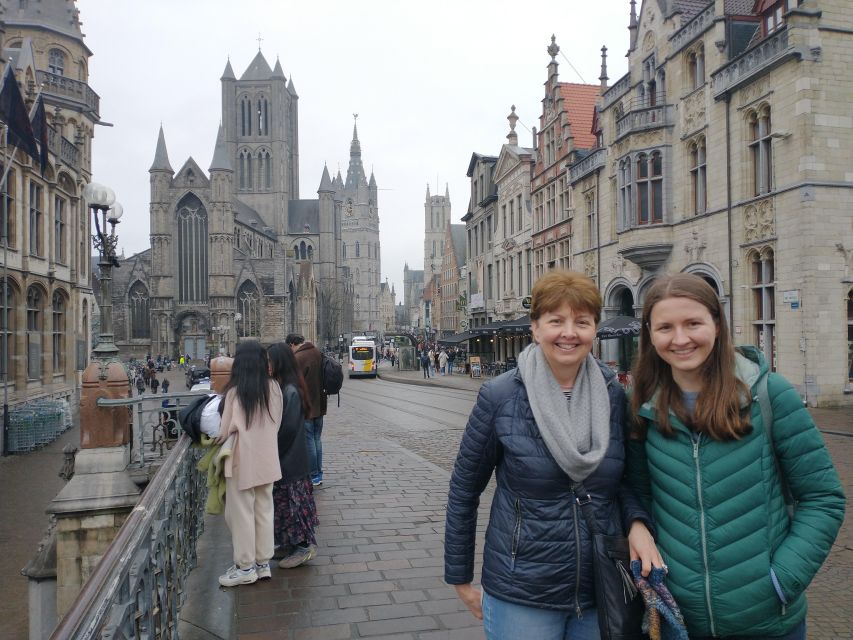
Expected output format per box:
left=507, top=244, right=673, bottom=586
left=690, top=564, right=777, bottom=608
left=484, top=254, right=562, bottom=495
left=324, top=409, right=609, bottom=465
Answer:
left=0, top=64, right=38, bottom=161
left=30, top=94, right=48, bottom=176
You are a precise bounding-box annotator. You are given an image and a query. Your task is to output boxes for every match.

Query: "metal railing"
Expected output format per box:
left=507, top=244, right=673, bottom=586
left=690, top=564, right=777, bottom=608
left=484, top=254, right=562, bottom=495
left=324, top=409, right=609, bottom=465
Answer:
left=50, top=432, right=207, bottom=639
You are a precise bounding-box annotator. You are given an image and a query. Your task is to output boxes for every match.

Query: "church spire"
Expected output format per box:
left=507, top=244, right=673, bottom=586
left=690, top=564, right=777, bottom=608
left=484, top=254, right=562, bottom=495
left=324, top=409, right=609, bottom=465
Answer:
left=318, top=164, right=334, bottom=193
left=221, top=58, right=236, bottom=80
left=149, top=124, right=173, bottom=173
left=209, top=124, right=232, bottom=171
left=345, top=113, right=367, bottom=189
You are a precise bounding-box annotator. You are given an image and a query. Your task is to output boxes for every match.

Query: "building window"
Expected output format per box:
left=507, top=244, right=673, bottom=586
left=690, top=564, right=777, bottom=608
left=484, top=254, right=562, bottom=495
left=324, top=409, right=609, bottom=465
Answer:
left=356, top=241, right=360, bottom=257
left=559, top=239, right=571, bottom=270
left=129, top=282, right=150, bottom=339
left=26, top=285, right=43, bottom=379
left=238, top=149, right=253, bottom=190
left=29, top=181, right=43, bottom=256
left=584, top=192, right=597, bottom=248
left=48, top=48, right=65, bottom=75
left=257, top=149, right=271, bottom=190
left=690, top=137, right=707, bottom=215
left=54, top=196, right=67, bottom=263
left=52, top=291, right=66, bottom=371
left=1, top=167, right=15, bottom=249
left=176, top=194, right=208, bottom=303
left=760, top=0, right=799, bottom=36
left=236, top=281, right=261, bottom=338
left=619, top=158, right=632, bottom=230
left=635, top=152, right=663, bottom=225
left=240, top=95, right=252, bottom=136
left=751, top=248, right=776, bottom=371
left=257, top=97, right=269, bottom=135
left=0, top=279, right=14, bottom=377
left=687, top=46, right=705, bottom=90
left=749, top=105, right=773, bottom=196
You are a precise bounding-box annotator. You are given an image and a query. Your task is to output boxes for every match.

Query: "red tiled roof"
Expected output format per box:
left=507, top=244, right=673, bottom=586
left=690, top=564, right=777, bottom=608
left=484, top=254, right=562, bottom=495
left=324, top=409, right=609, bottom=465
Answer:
left=559, top=83, right=599, bottom=150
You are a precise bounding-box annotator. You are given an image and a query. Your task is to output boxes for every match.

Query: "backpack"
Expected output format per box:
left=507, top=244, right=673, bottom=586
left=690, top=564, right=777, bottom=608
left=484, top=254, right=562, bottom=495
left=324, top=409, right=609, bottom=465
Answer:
left=321, top=353, right=344, bottom=405
left=178, top=394, right=218, bottom=443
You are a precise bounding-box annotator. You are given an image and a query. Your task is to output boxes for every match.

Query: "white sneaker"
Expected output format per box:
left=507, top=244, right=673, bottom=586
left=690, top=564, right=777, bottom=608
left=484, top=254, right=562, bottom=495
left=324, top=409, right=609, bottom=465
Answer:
left=219, top=564, right=258, bottom=587
left=256, top=562, right=272, bottom=580
left=278, top=545, right=317, bottom=569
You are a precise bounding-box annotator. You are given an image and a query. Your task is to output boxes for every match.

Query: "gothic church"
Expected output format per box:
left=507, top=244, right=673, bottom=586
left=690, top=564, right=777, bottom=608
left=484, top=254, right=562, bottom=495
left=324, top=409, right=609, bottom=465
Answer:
left=110, top=51, right=382, bottom=358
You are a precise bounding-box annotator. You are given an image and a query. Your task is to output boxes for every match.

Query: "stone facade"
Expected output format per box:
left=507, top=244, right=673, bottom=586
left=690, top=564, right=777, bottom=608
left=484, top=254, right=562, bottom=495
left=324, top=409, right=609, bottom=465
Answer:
left=109, top=53, right=379, bottom=358
left=0, top=1, right=97, bottom=425
left=402, top=264, right=424, bottom=332
left=424, top=184, right=451, bottom=280
left=463, top=153, right=498, bottom=329
left=574, top=0, right=853, bottom=405
left=439, top=221, right=466, bottom=336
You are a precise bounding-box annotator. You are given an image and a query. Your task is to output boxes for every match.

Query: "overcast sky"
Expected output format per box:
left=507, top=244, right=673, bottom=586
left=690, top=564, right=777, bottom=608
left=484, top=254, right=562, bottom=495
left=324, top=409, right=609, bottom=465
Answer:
left=77, top=0, right=631, bottom=296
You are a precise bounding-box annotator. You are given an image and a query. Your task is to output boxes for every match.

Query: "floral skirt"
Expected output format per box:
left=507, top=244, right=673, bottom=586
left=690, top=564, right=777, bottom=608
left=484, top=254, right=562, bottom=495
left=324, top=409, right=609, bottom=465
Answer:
left=273, top=477, right=318, bottom=548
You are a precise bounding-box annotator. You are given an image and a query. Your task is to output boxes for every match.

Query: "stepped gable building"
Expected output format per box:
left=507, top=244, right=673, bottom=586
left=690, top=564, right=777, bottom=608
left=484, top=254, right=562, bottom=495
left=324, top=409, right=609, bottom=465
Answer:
left=111, top=52, right=384, bottom=358
left=570, top=0, right=853, bottom=405
left=0, top=0, right=98, bottom=417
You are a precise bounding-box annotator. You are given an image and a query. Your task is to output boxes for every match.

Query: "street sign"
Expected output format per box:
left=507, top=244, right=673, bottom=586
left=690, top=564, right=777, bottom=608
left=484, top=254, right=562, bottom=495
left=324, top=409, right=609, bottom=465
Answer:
left=522, top=296, right=532, bottom=309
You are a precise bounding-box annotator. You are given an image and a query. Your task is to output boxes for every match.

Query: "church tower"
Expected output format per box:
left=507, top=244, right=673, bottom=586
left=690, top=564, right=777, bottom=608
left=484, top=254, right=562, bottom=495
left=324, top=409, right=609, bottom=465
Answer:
left=220, top=51, right=297, bottom=240
left=424, top=183, right=451, bottom=278
left=339, top=117, right=381, bottom=332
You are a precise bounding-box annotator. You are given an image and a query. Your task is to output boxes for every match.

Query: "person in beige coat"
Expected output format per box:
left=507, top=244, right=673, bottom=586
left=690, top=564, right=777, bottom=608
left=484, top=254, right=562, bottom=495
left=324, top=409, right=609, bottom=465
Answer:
left=216, top=340, right=283, bottom=587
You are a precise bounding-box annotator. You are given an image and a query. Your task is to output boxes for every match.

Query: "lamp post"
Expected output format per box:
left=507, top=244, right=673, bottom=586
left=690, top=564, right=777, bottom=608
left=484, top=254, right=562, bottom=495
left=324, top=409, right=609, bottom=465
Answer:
left=83, top=182, right=122, bottom=361
left=212, top=325, right=228, bottom=356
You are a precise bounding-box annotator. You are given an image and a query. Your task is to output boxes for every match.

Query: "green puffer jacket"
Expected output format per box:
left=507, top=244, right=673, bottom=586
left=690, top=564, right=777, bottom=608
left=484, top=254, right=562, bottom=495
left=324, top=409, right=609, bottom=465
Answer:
left=625, top=347, right=845, bottom=637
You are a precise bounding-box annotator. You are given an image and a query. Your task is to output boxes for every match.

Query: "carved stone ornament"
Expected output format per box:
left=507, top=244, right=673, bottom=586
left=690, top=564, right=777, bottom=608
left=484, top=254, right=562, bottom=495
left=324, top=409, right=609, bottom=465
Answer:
left=836, top=243, right=853, bottom=279
left=744, top=198, right=775, bottom=243
left=684, top=229, right=707, bottom=263
left=643, top=31, right=656, bottom=53
left=502, top=237, right=518, bottom=251
left=683, top=90, right=707, bottom=133
left=739, top=79, right=772, bottom=107
left=584, top=252, right=597, bottom=277
left=611, top=254, right=626, bottom=277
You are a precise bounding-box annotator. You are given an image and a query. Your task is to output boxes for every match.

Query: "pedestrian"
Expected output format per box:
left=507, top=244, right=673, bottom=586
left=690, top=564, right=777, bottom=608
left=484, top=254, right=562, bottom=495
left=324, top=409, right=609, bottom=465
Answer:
left=150, top=376, right=159, bottom=394
left=179, top=355, right=185, bottom=370
left=445, top=270, right=655, bottom=634
left=286, top=333, right=327, bottom=487
left=438, top=349, right=448, bottom=375
left=626, top=273, right=845, bottom=639
left=161, top=378, right=170, bottom=394
left=216, top=340, right=284, bottom=587
left=432, top=349, right=439, bottom=375
left=420, top=351, right=431, bottom=378
left=447, top=349, right=455, bottom=375
left=135, top=376, right=146, bottom=396
left=268, top=343, right=319, bottom=569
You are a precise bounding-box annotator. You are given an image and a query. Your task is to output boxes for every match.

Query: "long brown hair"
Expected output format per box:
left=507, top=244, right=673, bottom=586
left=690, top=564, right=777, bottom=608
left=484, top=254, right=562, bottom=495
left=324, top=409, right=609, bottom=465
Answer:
left=630, top=273, right=751, bottom=440
left=267, top=342, right=312, bottom=416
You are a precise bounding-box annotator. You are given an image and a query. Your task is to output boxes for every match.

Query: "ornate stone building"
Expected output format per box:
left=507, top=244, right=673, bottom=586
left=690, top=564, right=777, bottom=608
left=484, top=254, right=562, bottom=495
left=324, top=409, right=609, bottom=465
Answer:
left=439, top=221, right=466, bottom=336
left=571, top=0, right=853, bottom=405
left=463, top=153, right=498, bottom=329
left=424, top=183, right=450, bottom=280
left=0, top=1, right=97, bottom=419
left=110, top=53, right=380, bottom=358
left=402, top=263, right=424, bottom=331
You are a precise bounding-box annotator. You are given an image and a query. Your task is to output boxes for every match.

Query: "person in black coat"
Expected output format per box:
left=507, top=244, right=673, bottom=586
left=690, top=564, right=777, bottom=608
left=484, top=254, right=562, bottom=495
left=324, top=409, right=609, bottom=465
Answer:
left=444, top=271, right=658, bottom=637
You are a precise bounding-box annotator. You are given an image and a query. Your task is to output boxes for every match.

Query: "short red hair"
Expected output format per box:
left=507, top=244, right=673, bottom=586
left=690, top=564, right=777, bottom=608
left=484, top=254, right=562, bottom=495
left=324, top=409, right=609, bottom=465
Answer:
left=530, top=270, right=602, bottom=324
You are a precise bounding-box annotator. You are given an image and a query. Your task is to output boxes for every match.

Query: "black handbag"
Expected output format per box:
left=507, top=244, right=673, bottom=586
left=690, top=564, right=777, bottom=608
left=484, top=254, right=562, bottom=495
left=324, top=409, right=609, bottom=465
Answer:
left=572, top=482, right=645, bottom=640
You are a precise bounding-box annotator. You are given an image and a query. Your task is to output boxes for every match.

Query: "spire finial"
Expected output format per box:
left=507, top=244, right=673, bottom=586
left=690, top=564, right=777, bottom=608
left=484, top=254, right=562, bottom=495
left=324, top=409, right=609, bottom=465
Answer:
left=506, top=105, right=519, bottom=145
left=547, top=35, right=560, bottom=61
left=630, top=0, right=638, bottom=27
left=257, top=32, right=263, bottom=51
left=599, top=45, right=609, bottom=90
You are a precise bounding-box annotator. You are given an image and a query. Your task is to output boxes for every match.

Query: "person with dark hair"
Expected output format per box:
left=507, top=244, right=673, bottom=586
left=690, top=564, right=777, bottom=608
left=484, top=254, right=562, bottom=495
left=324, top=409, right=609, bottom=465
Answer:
left=216, top=340, right=283, bottom=587
left=268, top=343, right=319, bottom=569
left=445, top=270, right=656, bottom=635
left=627, top=273, right=845, bottom=639
left=286, top=333, right=328, bottom=486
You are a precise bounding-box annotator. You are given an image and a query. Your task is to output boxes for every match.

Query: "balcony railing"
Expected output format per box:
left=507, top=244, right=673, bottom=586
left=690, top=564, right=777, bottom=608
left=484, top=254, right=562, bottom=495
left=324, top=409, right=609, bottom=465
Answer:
left=615, top=104, right=674, bottom=139
left=602, top=72, right=631, bottom=110
left=36, top=70, right=100, bottom=117
left=46, top=124, right=80, bottom=171
left=570, top=148, right=607, bottom=183
left=711, top=27, right=799, bottom=99
left=669, top=2, right=715, bottom=55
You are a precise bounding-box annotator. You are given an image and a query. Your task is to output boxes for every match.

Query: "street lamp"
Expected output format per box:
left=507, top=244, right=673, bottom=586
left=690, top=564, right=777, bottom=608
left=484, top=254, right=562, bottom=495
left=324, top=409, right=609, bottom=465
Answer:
left=212, top=325, right=228, bottom=356
left=84, top=182, right=122, bottom=361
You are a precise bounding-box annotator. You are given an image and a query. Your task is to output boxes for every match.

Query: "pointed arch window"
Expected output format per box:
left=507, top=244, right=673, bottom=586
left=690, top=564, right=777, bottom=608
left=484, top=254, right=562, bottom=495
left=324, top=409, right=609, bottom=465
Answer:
left=52, top=291, right=66, bottom=371
left=240, top=95, right=252, bottom=136
left=690, top=137, right=707, bottom=215
left=239, top=149, right=253, bottom=190
left=176, top=194, right=208, bottom=303
left=299, top=241, right=307, bottom=260
left=257, top=149, right=271, bottom=190
left=129, top=281, right=150, bottom=339
left=26, top=285, right=43, bottom=379
left=0, top=278, right=15, bottom=377
left=307, top=245, right=313, bottom=261
left=292, top=244, right=299, bottom=259
left=257, top=97, right=269, bottom=135
left=236, top=281, right=261, bottom=338
left=751, top=248, right=776, bottom=370
left=749, top=105, right=773, bottom=196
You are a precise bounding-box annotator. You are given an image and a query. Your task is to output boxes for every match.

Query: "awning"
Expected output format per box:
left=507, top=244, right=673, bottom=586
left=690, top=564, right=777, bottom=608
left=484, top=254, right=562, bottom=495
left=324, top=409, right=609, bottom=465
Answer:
left=500, top=316, right=531, bottom=334
left=596, top=315, right=641, bottom=340
left=437, top=331, right=476, bottom=344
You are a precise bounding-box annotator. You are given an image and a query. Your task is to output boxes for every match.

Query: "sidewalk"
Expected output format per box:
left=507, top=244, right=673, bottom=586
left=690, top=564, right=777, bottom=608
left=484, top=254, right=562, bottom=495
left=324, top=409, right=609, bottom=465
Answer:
left=377, top=361, right=487, bottom=393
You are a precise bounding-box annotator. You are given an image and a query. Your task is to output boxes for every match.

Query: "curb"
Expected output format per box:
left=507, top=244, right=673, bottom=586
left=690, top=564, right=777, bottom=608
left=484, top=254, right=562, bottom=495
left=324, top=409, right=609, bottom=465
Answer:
left=376, top=370, right=482, bottom=392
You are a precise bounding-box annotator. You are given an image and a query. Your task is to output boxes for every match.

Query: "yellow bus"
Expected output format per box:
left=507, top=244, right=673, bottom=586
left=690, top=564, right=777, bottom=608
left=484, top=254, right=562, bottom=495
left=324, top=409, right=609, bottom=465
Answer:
left=349, top=340, right=377, bottom=378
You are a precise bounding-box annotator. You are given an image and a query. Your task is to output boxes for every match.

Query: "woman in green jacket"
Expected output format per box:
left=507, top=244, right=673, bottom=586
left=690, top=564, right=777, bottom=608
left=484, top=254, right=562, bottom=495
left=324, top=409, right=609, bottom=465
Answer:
left=626, top=273, right=845, bottom=639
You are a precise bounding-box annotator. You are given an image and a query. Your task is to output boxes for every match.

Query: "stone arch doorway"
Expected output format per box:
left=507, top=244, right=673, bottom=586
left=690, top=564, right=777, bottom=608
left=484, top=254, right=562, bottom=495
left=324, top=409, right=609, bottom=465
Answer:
left=603, top=284, right=637, bottom=374
left=175, top=311, right=208, bottom=361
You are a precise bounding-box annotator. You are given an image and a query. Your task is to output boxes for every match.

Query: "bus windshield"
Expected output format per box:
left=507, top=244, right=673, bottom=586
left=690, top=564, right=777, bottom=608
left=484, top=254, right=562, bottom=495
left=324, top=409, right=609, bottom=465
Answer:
left=351, top=346, right=373, bottom=360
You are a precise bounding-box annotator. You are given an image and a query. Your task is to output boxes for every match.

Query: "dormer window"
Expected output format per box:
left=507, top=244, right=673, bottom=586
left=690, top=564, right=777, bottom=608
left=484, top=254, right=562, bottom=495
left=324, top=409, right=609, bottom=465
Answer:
left=48, top=49, right=65, bottom=76
left=757, top=0, right=801, bottom=36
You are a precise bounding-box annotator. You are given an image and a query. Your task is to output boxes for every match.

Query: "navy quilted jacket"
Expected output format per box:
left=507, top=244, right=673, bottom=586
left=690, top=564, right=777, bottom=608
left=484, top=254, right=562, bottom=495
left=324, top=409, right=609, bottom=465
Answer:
left=444, top=361, right=650, bottom=612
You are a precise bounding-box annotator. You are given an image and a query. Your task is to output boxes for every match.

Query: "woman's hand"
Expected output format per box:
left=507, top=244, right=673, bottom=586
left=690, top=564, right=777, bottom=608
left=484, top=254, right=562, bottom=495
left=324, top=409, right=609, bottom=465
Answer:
left=628, top=520, right=665, bottom=577
left=454, top=583, right=483, bottom=620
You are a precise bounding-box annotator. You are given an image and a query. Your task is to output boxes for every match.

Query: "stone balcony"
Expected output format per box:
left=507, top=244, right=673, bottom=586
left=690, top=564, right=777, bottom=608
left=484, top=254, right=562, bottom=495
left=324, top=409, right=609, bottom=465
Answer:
left=602, top=72, right=631, bottom=110
left=569, top=147, right=607, bottom=183
left=36, top=70, right=100, bottom=119
left=615, top=100, right=675, bottom=140
left=711, top=27, right=801, bottom=100
left=46, top=124, right=80, bottom=171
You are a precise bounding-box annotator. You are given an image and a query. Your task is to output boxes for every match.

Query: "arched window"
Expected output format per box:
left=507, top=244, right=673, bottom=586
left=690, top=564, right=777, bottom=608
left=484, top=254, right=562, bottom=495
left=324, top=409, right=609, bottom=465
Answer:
left=48, top=48, right=65, bottom=76
left=635, top=152, right=663, bottom=225
left=0, top=278, right=15, bottom=377
left=257, top=149, right=271, bottom=189
left=129, top=282, right=150, bottom=339
left=356, top=241, right=360, bottom=257
left=750, top=248, right=776, bottom=370
left=257, top=97, right=269, bottom=135
left=176, top=194, right=208, bottom=303
left=307, top=245, right=313, bottom=261
left=236, top=281, right=261, bottom=337
left=292, top=244, right=299, bottom=258
left=342, top=242, right=347, bottom=259
left=687, top=46, right=705, bottom=90
left=690, top=137, right=707, bottom=215
left=26, top=285, right=44, bottom=379
left=749, top=105, right=773, bottom=196
left=238, top=149, right=252, bottom=190
left=299, top=241, right=306, bottom=260
left=240, top=95, right=252, bottom=136
left=0, top=166, right=15, bottom=249
left=52, top=291, right=66, bottom=371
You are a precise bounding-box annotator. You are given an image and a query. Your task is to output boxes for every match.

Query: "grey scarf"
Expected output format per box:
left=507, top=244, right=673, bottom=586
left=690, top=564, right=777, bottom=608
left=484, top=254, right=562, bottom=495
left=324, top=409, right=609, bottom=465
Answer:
left=516, top=343, right=611, bottom=482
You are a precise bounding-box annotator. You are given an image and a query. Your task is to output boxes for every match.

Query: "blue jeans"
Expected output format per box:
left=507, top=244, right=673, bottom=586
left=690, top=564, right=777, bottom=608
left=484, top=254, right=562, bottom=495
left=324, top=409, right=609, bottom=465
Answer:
left=692, top=620, right=806, bottom=640
left=482, top=592, right=600, bottom=640
left=304, top=417, right=324, bottom=481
